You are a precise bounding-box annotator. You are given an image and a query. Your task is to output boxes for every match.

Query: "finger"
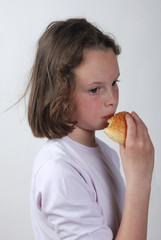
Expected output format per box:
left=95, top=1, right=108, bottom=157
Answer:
left=125, top=113, right=137, bottom=145
left=131, top=112, right=148, bottom=139
left=131, top=112, right=145, bottom=126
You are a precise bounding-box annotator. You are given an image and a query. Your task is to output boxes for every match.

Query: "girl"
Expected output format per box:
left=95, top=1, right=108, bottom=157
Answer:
left=26, top=18, right=154, bottom=239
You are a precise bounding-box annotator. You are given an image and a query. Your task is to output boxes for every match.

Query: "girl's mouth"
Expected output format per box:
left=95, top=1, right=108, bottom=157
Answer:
left=103, top=114, right=114, bottom=120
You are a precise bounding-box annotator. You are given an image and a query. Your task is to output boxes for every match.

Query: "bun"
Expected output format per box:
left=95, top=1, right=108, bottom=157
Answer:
left=104, top=111, right=130, bottom=145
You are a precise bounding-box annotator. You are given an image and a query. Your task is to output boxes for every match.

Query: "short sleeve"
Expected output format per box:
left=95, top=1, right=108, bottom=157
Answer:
left=33, top=158, right=114, bottom=240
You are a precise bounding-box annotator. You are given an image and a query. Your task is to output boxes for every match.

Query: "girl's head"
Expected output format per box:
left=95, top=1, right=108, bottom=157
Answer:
left=27, top=18, right=121, bottom=139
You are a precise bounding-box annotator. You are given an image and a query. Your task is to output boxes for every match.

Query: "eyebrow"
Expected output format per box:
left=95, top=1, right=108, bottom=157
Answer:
left=88, top=73, right=120, bottom=86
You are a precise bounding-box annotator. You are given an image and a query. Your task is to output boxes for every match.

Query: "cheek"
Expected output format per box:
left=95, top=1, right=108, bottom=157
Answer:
left=77, top=96, right=102, bottom=118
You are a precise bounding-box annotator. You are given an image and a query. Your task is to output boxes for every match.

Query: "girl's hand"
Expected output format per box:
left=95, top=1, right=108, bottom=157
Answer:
left=120, top=112, right=154, bottom=188
left=117, top=112, right=154, bottom=240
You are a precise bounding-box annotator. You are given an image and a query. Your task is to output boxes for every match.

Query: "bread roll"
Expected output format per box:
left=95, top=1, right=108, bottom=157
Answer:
left=104, top=111, right=130, bottom=145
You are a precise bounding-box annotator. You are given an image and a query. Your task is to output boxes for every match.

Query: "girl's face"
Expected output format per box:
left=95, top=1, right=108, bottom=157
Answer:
left=72, top=48, right=120, bottom=132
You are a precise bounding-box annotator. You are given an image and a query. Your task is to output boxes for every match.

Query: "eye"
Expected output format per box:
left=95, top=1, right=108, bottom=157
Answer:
left=112, top=80, right=120, bottom=86
left=88, top=87, right=100, bottom=94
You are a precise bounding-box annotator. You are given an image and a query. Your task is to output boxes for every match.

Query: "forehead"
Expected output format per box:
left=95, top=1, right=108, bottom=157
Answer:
left=73, top=48, right=119, bottom=85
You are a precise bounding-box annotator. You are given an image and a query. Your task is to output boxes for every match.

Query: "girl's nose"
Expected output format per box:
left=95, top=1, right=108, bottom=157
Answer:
left=104, top=89, right=118, bottom=108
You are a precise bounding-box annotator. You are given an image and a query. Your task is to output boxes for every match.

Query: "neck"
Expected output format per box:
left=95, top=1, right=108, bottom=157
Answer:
left=68, top=127, right=97, bottom=147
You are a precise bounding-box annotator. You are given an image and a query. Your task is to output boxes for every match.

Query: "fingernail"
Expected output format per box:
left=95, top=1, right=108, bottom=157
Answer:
left=125, top=114, right=130, bottom=119
left=131, top=111, right=137, bottom=116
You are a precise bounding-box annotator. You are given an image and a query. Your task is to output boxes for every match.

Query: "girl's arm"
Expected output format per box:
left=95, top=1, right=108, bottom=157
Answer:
left=115, top=112, right=154, bottom=240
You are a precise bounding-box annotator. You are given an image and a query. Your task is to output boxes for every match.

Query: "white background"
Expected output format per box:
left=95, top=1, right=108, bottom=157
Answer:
left=0, top=0, right=161, bottom=239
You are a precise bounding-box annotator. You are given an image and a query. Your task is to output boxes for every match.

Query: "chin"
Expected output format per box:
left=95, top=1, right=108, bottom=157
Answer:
left=96, top=122, right=107, bottom=130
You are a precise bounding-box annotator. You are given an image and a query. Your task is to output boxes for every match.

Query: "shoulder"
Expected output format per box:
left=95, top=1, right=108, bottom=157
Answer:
left=32, top=138, right=80, bottom=176
left=32, top=138, right=94, bottom=192
left=32, top=139, right=64, bottom=175
left=31, top=139, right=97, bottom=204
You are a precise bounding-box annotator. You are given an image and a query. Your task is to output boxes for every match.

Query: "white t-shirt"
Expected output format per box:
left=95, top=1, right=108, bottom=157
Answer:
left=30, top=136, right=125, bottom=240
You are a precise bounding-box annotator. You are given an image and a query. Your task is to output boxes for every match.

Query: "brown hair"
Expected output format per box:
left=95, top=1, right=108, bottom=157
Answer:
left=24, top=18, right=121, bottom=139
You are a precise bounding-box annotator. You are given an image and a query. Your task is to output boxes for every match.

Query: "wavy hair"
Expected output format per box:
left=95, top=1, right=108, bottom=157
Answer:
left=24, top=18, right=121, bottom=139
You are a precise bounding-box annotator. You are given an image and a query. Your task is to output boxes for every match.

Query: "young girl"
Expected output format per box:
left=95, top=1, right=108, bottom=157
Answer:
left=27, top=18, right=154, bottom=240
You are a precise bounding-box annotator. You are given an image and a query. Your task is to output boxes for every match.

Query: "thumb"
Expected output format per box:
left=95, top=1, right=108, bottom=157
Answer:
left=125, top=113, right=136, bottom=146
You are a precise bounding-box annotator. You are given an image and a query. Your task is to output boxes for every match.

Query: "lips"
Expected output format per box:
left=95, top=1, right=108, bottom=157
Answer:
left=103, top=114, right=114, bottom=120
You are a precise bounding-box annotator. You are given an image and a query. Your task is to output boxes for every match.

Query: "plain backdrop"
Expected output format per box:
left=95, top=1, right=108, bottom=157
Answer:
left=0, top=0, right=161, bottom=239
